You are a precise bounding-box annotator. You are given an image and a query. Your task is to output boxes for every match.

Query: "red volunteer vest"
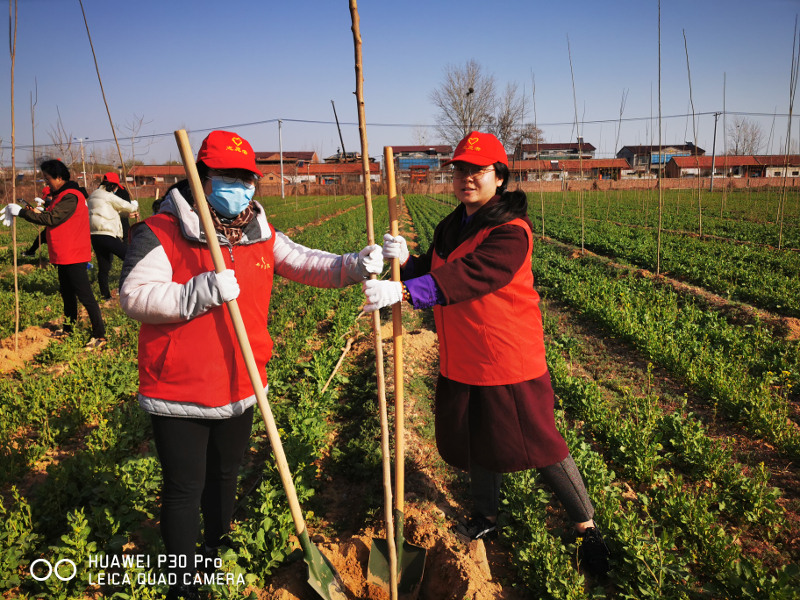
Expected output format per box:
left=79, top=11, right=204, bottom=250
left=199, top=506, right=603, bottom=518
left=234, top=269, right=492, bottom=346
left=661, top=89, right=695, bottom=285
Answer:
left=432, top=218, right=547, bottom=385
left=45, top=187, right=91, bottom=264
left=138, top=214, right=275, bottom=405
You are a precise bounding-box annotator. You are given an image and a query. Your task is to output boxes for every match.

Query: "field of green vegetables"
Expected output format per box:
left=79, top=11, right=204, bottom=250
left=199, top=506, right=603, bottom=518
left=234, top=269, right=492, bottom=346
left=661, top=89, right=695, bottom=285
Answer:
left=0, top=188, right=798, bottom=599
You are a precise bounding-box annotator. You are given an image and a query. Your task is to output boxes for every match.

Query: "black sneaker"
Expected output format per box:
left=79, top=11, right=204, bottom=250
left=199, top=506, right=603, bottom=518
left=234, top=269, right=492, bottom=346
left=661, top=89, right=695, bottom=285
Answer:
left=578, top=526, right=610, bottom=577
left=453, top=513, right=498, bottom=541
left=197, top=543, right=219, bottom=575
left=21, top=251, right=36, bottom=258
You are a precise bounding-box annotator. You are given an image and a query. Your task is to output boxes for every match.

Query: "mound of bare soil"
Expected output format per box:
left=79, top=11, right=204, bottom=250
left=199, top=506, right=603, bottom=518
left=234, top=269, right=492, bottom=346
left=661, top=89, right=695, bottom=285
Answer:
left=0, top=325, right=55, bottom=373
left=262, top=507, right=524, bottom=599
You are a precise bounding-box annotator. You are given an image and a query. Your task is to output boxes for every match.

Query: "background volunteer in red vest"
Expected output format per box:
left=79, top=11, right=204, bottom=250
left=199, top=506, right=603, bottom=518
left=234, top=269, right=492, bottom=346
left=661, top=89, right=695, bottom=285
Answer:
left=363, top=132, right=611, bottom=577
left=118, top=130, right=382, bottom=600
left=3, top=160, right=106, bottom=350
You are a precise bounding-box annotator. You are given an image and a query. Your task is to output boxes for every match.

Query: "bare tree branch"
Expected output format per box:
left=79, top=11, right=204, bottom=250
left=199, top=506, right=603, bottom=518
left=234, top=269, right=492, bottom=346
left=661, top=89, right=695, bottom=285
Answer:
left=726, top=115, right=765, bottom=155
left=429, top=60, right=496, bottom=146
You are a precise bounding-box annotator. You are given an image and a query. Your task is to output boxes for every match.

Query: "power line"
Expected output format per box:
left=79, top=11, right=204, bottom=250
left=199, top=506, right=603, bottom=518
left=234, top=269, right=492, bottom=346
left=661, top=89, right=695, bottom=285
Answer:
left=3, top=110, right=797, bottom=153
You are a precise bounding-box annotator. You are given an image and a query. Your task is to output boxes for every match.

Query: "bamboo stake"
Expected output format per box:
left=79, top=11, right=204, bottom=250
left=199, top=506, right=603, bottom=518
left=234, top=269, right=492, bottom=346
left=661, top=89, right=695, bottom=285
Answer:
left=9, top=0, right=18, bottom=353
left=31, top=82, right=44, bottom=267
left=531, top=72, right=544, bottom=237
left=567, top=34, right=584, bottom=255
left=348, top=3, right=398, bottom=599
left=684, top=30, right=702, bottom=237
left=778, top=18, right=800, bottom=249
left=77, top=0, right=130, bottom=197
left=657, top=0, right=663, bottom=276
left=609, top=89, right=628, bottom=221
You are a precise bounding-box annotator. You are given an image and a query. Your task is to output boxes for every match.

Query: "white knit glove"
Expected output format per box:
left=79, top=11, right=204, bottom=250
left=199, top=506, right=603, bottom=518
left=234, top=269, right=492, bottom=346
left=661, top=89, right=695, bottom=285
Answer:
left=129, top=200, right=139, bottom=213
left=34, top=197, right=44, bottom=207
left=382, top=233, right=409, bottom=266
left=214, top=269, right=240, bottom=302
left=2, top=204, right=22, bottom=227
left=363, top=280, right=403, bottom=313
left=357, top=244, right=384, bottom=278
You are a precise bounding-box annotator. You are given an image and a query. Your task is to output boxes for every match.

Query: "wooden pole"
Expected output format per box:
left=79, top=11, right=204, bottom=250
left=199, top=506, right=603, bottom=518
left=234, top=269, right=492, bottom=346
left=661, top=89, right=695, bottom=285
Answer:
left=348, top=3, right=398, bottom=598
left=657, top=0, right=663, bottom=276
left=9, top=0, right=19, bottom=353
left=384, top=146, right=405, bottom=525
left=77, top=0, right=130, bottom=196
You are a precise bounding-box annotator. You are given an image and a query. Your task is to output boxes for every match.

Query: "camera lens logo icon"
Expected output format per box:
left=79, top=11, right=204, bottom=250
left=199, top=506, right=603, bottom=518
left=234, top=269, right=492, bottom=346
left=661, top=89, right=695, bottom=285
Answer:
left=30, top=559, right=77, bottom=581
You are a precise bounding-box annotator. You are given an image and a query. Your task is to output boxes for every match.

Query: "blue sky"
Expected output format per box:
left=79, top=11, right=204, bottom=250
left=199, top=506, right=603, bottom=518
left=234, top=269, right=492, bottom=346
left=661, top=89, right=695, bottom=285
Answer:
left=2, top=0, right=799, bottom=166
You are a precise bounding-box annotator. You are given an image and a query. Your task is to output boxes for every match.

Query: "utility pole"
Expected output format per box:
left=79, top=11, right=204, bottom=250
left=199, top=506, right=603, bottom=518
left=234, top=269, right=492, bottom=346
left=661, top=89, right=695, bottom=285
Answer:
left=278, top=120, right=284, bottom=200
left=331, top=100, right=348, bottom=163
left=75, top=137, right=88, bottom=188
left=710, top=112, right=721, bottom=192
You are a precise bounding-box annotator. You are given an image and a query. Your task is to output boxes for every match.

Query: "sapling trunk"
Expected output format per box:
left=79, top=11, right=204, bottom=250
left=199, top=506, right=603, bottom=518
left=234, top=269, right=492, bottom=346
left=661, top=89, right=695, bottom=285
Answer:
left=348, top=2, right=398, bottom=598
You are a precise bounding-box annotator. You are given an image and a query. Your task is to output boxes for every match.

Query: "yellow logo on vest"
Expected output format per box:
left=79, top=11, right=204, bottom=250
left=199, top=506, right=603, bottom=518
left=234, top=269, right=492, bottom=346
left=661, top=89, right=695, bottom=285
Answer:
left=256, top=257, right=271, bottom=270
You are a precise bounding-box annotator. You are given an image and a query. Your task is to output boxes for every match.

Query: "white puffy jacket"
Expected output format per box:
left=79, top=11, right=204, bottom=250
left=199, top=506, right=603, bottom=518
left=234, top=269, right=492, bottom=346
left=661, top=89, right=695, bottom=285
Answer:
left=88, top=188, right=137, bottom=238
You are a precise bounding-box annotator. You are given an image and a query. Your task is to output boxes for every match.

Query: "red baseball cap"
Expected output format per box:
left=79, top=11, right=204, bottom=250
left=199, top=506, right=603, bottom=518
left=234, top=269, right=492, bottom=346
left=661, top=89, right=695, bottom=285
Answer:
left=442, top=131, right=508, bottom=167
left=103, top=172, right=122, bottom=186
left=197, top=130, right=263, bottom=176
left=41, top=185, right=50, bottom=196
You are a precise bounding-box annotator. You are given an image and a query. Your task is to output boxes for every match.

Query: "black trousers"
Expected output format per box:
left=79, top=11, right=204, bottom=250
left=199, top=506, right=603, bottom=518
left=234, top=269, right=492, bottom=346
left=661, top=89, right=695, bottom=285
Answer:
left=26, top=230, right=46, bottom=254
left=56, top=263, right=105, bottom=339
left=150, top=407, right=254, bottom=579
left=91, top=235, right=128, bottom=299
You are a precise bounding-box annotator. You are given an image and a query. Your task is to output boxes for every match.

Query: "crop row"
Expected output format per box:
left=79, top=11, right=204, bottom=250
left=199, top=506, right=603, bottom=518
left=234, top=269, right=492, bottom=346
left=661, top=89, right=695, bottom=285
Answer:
left=527, top=239, right=800, bottom=458
left=0, top=200, right=388, bottom=598
left=257, top=195, right=362, bottom=231
left=526, top=189, right=800, bottom=248
left=535, top=212, right=800, bottom=318
left=402, top=194, right=453, bottom=253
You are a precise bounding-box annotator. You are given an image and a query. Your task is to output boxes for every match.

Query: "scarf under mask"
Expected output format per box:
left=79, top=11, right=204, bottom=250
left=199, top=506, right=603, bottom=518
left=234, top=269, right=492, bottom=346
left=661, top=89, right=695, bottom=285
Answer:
left=207, top=200, right=258, bottom=246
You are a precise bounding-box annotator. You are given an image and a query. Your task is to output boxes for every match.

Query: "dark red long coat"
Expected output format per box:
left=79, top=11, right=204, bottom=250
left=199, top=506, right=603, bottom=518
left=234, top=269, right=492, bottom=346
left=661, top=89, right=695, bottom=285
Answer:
left=405, top=198, right=568, bottom=472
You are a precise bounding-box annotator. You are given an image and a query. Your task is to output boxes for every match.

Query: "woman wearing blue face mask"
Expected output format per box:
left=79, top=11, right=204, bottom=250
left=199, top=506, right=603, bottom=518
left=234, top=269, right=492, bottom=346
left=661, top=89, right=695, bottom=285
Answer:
left=119, top=130, right=383, bottom=600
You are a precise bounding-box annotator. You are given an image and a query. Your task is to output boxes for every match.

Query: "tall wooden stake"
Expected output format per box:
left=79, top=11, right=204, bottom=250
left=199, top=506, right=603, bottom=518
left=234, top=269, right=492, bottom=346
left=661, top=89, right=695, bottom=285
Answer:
left=684, top=29, right=702, bottom=237
left=532, top=72, right=544, bottom=237
left=78, top=0, right=129, bottom=189
left=9, top=0, right=19, bottom=353
left=348, top=2, right=398, bottom=599
left=567, top=34, right=584, bottom=255
left=657, top=0, right=663, bottom=276
left=778, top=17, right=800, bottom=250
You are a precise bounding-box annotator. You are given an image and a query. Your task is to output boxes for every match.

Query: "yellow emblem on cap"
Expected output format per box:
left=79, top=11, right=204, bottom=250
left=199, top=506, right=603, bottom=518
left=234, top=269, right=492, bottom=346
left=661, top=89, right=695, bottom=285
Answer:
left=231, top=137, right=243, bottom=147
left=468, top=137, right=479, bottom=145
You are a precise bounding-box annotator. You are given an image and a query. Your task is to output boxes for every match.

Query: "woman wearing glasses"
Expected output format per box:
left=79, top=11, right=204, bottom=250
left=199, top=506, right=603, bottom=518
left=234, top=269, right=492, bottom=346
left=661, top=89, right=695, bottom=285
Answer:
left=363, top=131, right=610, bottom=577
left=119, top=130, right=382, bottom=600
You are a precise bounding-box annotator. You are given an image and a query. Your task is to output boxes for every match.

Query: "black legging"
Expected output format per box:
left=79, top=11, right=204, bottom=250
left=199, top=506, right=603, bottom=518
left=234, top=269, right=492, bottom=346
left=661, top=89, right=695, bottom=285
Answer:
left=91, top=235, right=128, bottom=299
left=25, top=230, right=46, bottom=255
left=150, top=407, right=254, bottom=580
left=57, top=263, right=105, bottom=339
left=471, top=455, right=594, bottom=523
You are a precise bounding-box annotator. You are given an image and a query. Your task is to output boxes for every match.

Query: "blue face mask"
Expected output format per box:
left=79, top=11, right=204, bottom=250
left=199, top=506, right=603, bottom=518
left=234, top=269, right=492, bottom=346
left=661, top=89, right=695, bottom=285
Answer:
left=206, top=176, right=255, bottom=218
